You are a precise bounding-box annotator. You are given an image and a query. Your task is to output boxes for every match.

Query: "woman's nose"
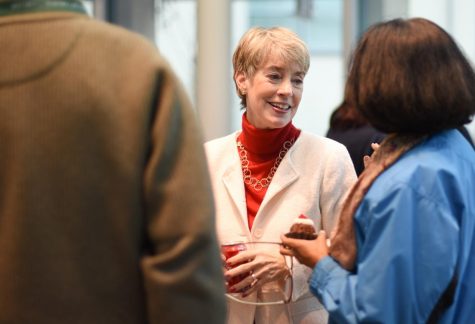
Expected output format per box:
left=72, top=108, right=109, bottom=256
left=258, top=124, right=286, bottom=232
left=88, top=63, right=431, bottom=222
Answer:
left=278, top=79, right=293, bottom=96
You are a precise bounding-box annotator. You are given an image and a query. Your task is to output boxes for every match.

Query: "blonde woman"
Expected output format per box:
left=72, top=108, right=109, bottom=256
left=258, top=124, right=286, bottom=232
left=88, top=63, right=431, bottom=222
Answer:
left=205, top=27, right=356, bottom=324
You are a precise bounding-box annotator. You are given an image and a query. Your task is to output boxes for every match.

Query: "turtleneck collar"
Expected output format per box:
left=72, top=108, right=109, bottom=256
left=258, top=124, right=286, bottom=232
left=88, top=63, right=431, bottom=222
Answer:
left=238, top=113, right=300, bottom=160
left=0, top=0, right=87, bottom=16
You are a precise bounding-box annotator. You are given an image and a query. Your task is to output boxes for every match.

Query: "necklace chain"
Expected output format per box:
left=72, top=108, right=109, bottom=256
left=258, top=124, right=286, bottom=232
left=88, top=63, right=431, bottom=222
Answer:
left=237, top=139, right=294, bottom=191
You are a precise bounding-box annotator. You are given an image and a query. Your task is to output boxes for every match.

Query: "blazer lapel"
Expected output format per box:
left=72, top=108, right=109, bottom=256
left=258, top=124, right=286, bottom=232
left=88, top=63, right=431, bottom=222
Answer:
left=259, top=149, right=299, bottom=211
left=222, top=149, right=248, bottom=227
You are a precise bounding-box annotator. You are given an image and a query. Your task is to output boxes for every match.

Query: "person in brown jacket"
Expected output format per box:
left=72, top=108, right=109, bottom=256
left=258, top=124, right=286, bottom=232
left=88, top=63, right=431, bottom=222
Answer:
left=0, top=0, right=226, bottom=323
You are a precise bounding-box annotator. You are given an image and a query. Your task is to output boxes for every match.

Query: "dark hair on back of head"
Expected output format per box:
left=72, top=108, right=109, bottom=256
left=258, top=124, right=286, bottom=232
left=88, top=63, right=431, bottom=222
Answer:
left=346, top=18, right=475, bottom=134
left=329, top=100, right=369, bottom=130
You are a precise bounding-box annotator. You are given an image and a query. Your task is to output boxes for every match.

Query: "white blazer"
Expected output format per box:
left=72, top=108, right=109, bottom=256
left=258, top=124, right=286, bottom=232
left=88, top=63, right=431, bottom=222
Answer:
left=205, top=131, right=357, bottom=324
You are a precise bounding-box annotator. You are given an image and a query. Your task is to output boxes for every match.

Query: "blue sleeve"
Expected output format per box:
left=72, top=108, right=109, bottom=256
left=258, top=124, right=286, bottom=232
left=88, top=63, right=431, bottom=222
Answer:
left=309, top=184, right=459, bottom=323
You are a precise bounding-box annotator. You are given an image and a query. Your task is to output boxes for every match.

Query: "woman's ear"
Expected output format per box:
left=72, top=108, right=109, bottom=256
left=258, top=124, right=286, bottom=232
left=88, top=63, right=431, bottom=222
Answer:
left=235, top=71, right=248, bottom=95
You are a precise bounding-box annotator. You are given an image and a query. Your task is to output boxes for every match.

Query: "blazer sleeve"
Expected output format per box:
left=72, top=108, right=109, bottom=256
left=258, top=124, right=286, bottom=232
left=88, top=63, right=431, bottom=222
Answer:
left=319, top=143, right=357, bottom=232
left=140, top=60, right=226, bottom=324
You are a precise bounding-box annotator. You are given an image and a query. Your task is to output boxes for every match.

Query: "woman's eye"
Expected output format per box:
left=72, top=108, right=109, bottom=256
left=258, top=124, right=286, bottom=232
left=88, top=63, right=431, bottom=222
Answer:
left=292, top=78, right=304, bottom=86
left=267, top=74, right=281, bottom=81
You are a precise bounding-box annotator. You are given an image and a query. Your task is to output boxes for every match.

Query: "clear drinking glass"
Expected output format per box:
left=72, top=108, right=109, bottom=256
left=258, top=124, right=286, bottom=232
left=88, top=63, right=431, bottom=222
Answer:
left=221, top=241, right=293, bottom=305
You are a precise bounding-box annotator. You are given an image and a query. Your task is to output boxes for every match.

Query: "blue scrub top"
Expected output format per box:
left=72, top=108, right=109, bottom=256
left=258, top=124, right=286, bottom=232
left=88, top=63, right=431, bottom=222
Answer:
left=310, top=129, right=475, bottom=323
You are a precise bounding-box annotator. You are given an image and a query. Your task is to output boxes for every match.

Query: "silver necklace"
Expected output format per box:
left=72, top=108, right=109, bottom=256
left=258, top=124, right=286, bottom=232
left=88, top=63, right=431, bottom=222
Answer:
left=237, top=139, right=294, bottom=191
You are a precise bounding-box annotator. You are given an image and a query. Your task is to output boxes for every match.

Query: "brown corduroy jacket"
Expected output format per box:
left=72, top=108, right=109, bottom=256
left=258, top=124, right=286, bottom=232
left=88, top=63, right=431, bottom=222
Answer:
left=0, top=8, right=225, bottom=324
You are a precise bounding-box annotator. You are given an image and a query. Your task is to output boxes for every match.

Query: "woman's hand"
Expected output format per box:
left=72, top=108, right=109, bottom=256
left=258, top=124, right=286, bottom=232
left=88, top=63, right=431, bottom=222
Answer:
left=363, top=142, right=380, bottom=168
left=280, top=230, right=329, bottom=269
left=224, top=248, right=290, bottom=297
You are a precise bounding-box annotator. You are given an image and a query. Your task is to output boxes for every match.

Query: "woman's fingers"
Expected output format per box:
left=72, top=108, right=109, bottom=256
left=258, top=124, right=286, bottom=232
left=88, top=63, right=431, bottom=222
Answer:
left=280, top=244, right=294, bottom=256
left=227, top=271, right=259, bottom=295
left=225, top=249, right=255, bottom=267
left=371, top=142, right=380, bottom=151
left=225, top=243, right=294, bottom=297
left=280, top=232, right=328, bottom=268
left=280, top=234, right=303, bottom=250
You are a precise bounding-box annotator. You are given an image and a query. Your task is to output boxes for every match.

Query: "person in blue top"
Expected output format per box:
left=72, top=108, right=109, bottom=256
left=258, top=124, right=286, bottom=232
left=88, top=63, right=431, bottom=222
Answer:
left=281, top=17, right=475, bottom=323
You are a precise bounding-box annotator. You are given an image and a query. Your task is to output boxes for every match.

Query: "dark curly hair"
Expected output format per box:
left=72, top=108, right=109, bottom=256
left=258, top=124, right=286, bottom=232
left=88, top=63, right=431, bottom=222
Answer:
left=346, top=18, right=475, bottom=134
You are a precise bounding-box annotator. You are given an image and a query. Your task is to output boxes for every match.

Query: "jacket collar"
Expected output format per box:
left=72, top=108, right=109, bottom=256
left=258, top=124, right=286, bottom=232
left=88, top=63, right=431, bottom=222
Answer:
left=221, top=133, right=300, bottom=225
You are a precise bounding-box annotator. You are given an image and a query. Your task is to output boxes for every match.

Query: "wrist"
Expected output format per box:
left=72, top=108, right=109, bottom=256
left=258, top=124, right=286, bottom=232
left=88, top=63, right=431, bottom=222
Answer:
left=315, top=252, right=329, bottom=266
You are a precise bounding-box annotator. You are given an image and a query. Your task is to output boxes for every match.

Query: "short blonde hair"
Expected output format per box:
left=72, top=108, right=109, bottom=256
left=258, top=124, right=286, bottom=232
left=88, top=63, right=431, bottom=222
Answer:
left=232, top=27, right=310, bottom=108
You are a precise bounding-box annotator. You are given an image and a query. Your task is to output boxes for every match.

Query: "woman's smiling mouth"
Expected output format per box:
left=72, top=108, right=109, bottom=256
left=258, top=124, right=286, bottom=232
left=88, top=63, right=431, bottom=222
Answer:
left=269, top=102, right=292, bottom=111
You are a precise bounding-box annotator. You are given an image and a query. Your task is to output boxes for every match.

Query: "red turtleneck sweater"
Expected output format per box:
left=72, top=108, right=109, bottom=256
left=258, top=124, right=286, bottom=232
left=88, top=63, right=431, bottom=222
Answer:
left=237, top=114, right=301, bottom=230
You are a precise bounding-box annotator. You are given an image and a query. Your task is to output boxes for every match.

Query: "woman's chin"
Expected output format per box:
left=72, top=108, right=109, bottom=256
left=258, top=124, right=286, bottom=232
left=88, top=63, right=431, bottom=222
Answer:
left=268, top=116, right=293, bottom=128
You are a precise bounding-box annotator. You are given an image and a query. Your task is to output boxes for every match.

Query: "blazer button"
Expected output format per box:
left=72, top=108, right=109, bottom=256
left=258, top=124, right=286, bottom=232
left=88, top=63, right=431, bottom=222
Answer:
left=254, top=228, right=263, bottom=238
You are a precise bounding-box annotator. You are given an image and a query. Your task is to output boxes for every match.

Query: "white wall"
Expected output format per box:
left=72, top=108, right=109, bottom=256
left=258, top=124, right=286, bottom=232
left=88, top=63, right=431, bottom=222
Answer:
left=293, top=55, right=344, bottom=136
left=155, top=2, right=197, bottom=104
left=408, top=0, right=449, bottom=26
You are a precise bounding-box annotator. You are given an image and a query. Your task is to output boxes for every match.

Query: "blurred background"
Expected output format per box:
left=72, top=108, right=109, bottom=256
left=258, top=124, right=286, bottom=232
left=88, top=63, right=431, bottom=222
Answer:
left=83, top=0, right=475, bottom=142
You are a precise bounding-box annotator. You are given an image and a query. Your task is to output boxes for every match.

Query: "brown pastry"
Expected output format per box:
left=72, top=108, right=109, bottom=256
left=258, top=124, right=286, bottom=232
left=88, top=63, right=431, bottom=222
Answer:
left=285, top=214, right=317, bottom=240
